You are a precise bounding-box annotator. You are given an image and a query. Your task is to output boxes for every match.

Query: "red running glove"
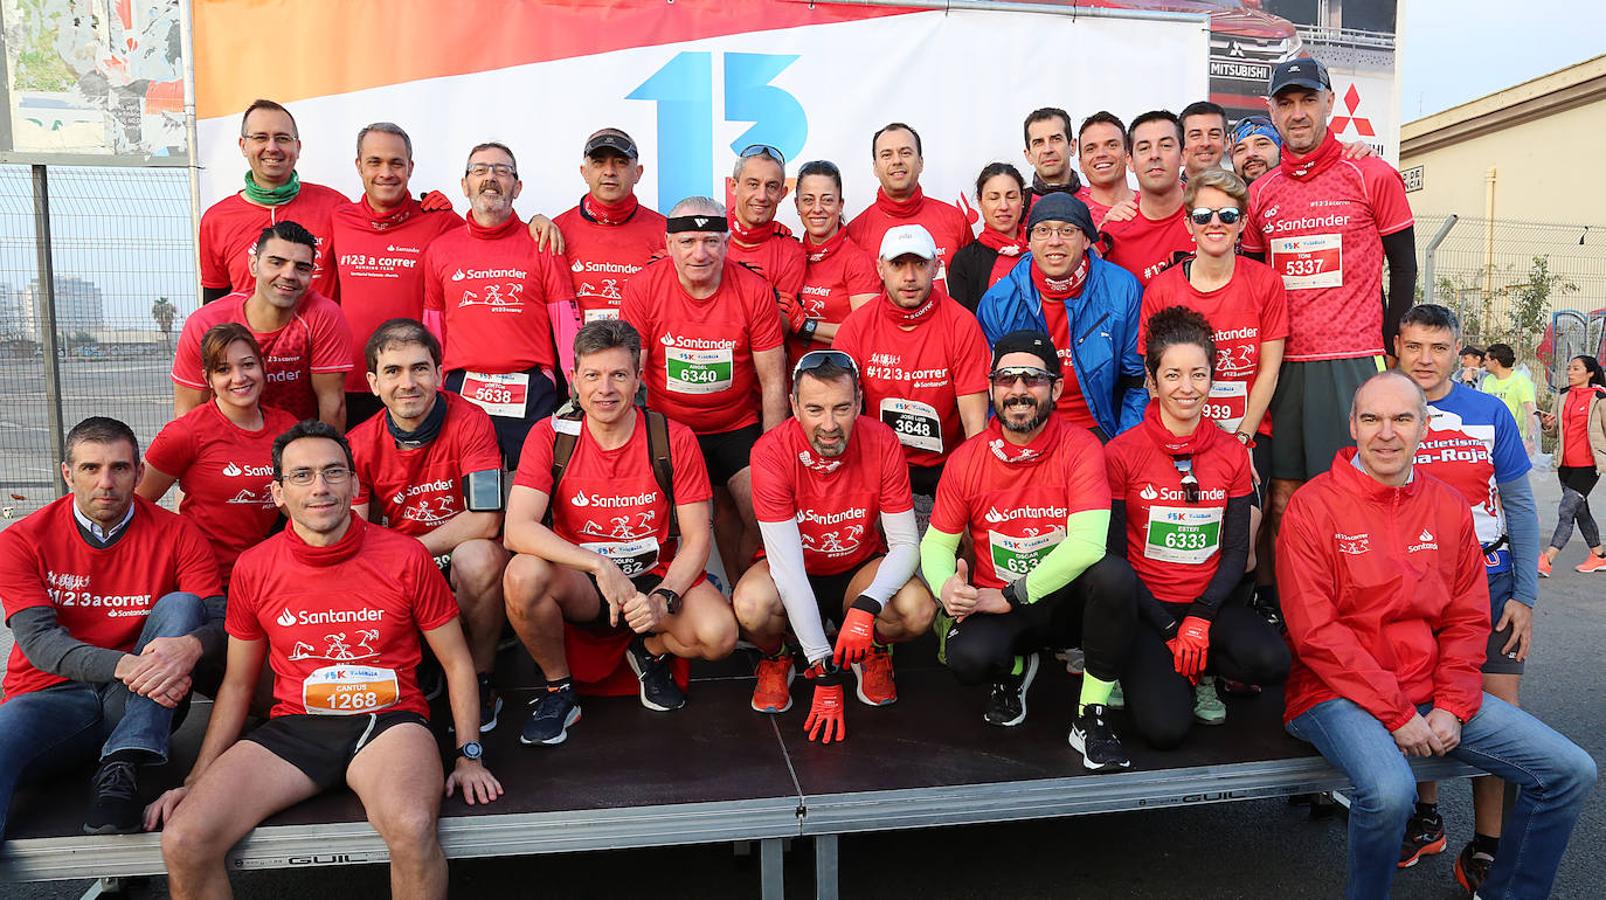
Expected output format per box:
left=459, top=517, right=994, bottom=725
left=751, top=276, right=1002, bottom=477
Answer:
left=419, top=190, right=453, bottom=212
left=804, top=682, right=846, bottom=743
left=833, top=607, right=877, bottom=667
left=777, top=292, right=808, bottom=334
left=1166, top=615, right=1211, bottom=680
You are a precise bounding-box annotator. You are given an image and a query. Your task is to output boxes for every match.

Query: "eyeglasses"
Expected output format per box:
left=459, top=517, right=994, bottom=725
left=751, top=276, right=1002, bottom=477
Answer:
left=1230, top=115, right=1275, bottom=144
left=989, top=366, right=1058, bottom=389
left=280, top=466, right=352, bottom=487
left=465, top=162, right=517, bottom=178
left=739, top=143, right=786, bottom=167
left=242, top=132, right=296, bottom=147
left=1189, top=207, right=1242, bottom=226
left=1172, top=455, right=1200, bottom=504
left=792, top=349, right=859, bottom=381
left=1030, top=224, right=1084, bottom=242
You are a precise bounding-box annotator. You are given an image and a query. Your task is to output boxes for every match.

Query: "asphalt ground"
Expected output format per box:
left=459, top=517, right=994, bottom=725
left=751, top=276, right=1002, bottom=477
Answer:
left=4, top=466, right=1604, bottom=899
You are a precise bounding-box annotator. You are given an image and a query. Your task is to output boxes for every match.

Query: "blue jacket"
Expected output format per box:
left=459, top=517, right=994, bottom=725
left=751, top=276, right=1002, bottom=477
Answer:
left=976, top=252, right=1147, bottom=438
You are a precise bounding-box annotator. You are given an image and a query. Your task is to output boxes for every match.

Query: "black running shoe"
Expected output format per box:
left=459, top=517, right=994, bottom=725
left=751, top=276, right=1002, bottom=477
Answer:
left=626, top=637, right=686, bottom=712
left=1398, top=810, right=1447, bottom=868
left=83, top=760, right=142, bottom=835
left=1252, top=585, right=1284, bottom=630
left=983, top=652, right=1039, bottom=727
left=520, top=685, right=581, bottom=746
left=478, top=676, right=503, bottom=733
left=1454, top=841, right=1494, bottom=893
left=1068, top=704, right=1131, bottom=772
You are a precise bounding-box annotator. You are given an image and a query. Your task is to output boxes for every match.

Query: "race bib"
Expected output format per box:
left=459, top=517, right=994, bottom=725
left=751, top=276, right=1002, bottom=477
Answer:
left=665, top=346, right=733, bottom=394
left=1203, top=380, right=1249, bottom=433
left=1484, top=547, right=1512, bottom=574
left=461, top=370, right=530, bottom=418
left=988, top=528, right=1064, bottom=583
left=583, top=307, right=620, bottom=324
left=581, top=536, right=661, bottom=577
left=880, top=397, right=943, bottom=453
left=1270, top=233, right=1343, bottom=290
left=1144, top=505, right=1224, bottom=565
left=302, top=664, right=400, bottom=715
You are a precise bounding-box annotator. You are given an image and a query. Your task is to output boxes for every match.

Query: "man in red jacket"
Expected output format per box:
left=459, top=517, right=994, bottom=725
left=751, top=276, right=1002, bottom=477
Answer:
left=1278, top=371, right=1595, bottom=899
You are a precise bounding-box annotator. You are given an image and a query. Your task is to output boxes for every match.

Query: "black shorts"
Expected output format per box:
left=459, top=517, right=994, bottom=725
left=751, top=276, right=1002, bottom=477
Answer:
left=908, top=463, right=943, bottom=498
left=697, top=424, right=762, bottom=486
left=243, top=710, right=429, bottom=791
left=445, top=367, right=559, bottom=470
left=345, top=391, right=385, bottom=430
left=1269, top=356, right=1383, bottom=481
left=432, top=552, right=454, bottom=586
left=580, top=571, right=666, bottom=633
left=1249, top=434, right=1273, bottom=509
left=805, top=554, right=884, bottom=628
left=1483, top=569, right=1524, bottom=675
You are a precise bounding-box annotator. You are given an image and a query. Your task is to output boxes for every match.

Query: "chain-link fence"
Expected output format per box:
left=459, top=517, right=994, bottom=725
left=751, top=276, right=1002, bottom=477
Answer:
left=0, top=165, right=196, bottom=522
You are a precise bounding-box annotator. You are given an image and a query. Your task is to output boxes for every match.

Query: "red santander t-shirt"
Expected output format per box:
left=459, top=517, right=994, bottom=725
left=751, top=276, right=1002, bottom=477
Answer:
left=728, top=229, right=806, bottom=303
left=795, top=230, right=881, bottom=363
left=750, top=417, right=913, bottom=576
left=833, top=293, right=990, bottom=469
left=198, top=183, right=348, bottom=300
left=845, top=194, right=973, bottom=289
left=171, top=291, right=354, bottom=422
left=1100, top=203, right=1193, bottom=286
left=622, top=258, right=787, bottom=435
left=145, top=402, right=298, bottom=584
left=554, top=200, right=667, bottom=324
left=1105, top=420, right=1252, bottom=604
left=349, top=392, right=503, bottom=538
left=332, top=198, right=462, bottom=392
left=514, top=411, right=712, bottom=578
left=227, top=514, right=457, bottom=719
left=0, top=496, right=222, bottom=700
left=1139, top=257, right=1289, bottom=436
left=422, top=215, right=574, bottom=374
left=930, top=418, right=1109, bottom=589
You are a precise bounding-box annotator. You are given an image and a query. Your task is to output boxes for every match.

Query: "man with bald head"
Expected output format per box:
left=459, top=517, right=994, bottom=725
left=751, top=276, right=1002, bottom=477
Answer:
left=1276, top=371, right=1595, bottom=899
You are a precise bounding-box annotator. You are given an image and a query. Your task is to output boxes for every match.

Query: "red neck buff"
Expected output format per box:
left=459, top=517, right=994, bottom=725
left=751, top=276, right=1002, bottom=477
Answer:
left=729, top=213, right=791, bottom=246
left=581, top=192, right=640, bottom=226
left=1141, top=402, right=1210, bottom=457
left=805, top=226, right=849, bottom=263
left=874, top=185, right=925, bottom=219
left=360, top=194, right=420, bottom=232
left=977, top=225, right=1028, bottom=258
left=879, top=284, right=943, bottom=325
left=1030, top=252, right=1091, bottom=300
left=1280, top=127, right=1344, bottom=182
left=285, top=512, right=367, bottom=567
left=466, top=212, right=524, bottom=241
left=984, top=415, right=1063, bottom=466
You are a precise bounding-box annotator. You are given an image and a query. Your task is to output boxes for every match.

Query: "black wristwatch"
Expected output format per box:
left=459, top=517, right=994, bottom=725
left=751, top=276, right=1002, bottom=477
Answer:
left=457, top=741, right=483, bottom=762
left=799, top=317, right=819, bottom=341
left=1002, top=578, right=1028, bottom=611
left=651, top=587, right=682, bottom=615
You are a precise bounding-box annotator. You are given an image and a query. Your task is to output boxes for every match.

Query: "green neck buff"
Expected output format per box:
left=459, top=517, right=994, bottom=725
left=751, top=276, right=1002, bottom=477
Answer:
left=242, top=170, right=301, bottom=206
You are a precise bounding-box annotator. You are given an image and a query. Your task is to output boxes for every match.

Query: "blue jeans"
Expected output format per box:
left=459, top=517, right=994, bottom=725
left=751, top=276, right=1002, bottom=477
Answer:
left=1288, top=694, right=1597, bottom=900
left=0, top=592, right=206, bottom=842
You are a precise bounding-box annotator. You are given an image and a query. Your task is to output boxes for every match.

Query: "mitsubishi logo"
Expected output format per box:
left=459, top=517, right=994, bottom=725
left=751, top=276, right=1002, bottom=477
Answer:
left=1330, top=84, right=1376, bottom=137
left=1228, top=42, right=1245, bottom=58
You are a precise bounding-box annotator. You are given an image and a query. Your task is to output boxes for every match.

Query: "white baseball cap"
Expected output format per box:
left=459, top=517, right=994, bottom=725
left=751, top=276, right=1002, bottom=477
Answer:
left=878, top=224, right=938, bottom=261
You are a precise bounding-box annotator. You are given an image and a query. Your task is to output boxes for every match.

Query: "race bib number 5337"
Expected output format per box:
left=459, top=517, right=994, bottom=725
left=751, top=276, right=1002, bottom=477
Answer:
left=1270, top=233, right=1343, bottom=290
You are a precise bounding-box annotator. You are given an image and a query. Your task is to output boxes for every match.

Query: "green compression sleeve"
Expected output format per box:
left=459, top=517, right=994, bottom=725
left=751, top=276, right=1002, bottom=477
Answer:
left=920, top=526, right=963, bottom=593
left=1022, top=508, right=1111, bottom=603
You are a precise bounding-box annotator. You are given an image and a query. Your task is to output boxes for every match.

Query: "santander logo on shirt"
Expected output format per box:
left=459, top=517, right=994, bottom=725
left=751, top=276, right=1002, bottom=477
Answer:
left=1408, top=528, right=1438, bottom=553
left=571, top=490, right=658, bottom=508
left=1139, top=482, right=1227, bottom=502
left=221, top=461, right=272, bottom=478
left=660, top=333, right=736, bottom=350
left=984, top=503, right=1067, bottom=524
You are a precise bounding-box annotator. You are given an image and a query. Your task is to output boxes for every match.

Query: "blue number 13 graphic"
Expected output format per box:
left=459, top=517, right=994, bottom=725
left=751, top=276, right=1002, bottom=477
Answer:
left=628, top=52, right=808, bottom=209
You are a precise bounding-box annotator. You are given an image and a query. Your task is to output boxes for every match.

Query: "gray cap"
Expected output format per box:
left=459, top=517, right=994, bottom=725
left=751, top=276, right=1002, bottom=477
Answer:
left=584, top=128, right=638, bottom=160
left=1026, top=192, right=1099, bottom=243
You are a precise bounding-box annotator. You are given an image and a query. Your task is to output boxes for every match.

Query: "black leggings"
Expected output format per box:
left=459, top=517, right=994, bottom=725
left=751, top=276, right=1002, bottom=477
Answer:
left=944, top=556, right=1137, bottom=686
left=1552, top=466, right=1600, bottom=551
left=1121, top=588, right=1290, bottom=751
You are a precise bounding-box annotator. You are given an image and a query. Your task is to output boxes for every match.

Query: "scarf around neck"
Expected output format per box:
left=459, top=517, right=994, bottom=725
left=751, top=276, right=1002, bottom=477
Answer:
left=386, top=392, right=448, bottom=449
left=360, top=193, right=420, bottom=232
left=977, top=225, right=1028, bottom=258
left=243, top=170, right=300, bottom=206
left=1280, top=128, right=1343, bottom=181
left=805, top=226, right=850, bottom=263
left=1141, top=402, right=1210, bottom=457
left=581, top=192, right=640, bottom=226
left=985, top=416, right=1062, bottom=465
left=466, top=211, right=524, bottom=241
left=729, top=213, right=791, bottom=245
left=874, top=185, right=925, bottom=219
left=285, top=511, right=366, bottom=567
left=1031, top=252, right=1090, bottom=300
left=879, top=285, right=941, bottom=325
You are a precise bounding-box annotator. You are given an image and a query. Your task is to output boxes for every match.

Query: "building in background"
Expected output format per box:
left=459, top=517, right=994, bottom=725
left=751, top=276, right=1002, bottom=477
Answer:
left=21, top=275, right=104, bottom=336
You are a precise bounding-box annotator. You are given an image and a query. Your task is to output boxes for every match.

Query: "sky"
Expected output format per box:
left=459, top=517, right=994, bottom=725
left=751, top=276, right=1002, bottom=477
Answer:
left=1398, top=0, right=1606, bottom=119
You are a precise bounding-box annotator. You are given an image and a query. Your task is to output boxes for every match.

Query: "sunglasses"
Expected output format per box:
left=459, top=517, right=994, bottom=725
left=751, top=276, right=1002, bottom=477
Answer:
left=1189, top=207, right=1242, bottom=226
left=739, top=143, right=786, bottom=167
left=989, top=366, right=1058, bottom=389
left=793, top=349, right=859, bottom=381
left=1172, top=455, right=1201, bottom=504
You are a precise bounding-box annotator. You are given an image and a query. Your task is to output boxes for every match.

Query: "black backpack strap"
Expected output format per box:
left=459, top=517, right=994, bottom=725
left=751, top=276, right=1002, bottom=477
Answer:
left=542, top=408, right=584, bottom=528
left=645, top=410, right=679, bottom=540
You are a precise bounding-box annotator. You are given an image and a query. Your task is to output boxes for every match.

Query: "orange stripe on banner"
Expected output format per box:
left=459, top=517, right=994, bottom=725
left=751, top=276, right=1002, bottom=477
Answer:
left=194, top=0, right=920, bottom=121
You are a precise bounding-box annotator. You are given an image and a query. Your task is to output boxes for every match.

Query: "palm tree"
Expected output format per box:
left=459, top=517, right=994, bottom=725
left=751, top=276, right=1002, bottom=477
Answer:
left=151, top=296, right=176, bottom=351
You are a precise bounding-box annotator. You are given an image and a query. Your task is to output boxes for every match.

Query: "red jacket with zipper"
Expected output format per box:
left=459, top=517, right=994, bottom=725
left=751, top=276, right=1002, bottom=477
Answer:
left=1277, top=448, right=1490, bottom=729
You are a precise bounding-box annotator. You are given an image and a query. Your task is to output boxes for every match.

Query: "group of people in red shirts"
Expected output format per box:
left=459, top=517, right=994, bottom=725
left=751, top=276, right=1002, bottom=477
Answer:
left=0, top=56, right=1595, bottom=900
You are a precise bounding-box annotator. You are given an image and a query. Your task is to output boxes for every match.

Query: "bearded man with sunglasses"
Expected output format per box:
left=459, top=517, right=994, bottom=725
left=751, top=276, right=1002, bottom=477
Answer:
left=734, top=351, right=934, bottom=740
left=920, top=331, right=1139, bottom=771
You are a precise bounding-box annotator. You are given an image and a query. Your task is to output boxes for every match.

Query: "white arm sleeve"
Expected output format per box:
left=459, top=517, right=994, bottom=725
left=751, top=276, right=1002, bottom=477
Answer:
left=859, top=508, right=918, bottom=610
left=756, top=518, right=832, bottom=664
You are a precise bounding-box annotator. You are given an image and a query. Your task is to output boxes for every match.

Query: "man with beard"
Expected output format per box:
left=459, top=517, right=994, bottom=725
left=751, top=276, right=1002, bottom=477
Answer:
left=423, top=142, right=574, bottom=468
left=846, top=123, right=972, bottom=288
left=1022, top=107, right=1082, bottom=212
left=1074, top=111, right=1135, bottom=227
left=920, top=331, right=1138, bottom=771
left=173, top=221, right=354, bottom=428
left=726, top=144, right=808, bottom=336
left=735, top=351, right=934, bottom=739
left=1229, top=115, right=1281, bottom=185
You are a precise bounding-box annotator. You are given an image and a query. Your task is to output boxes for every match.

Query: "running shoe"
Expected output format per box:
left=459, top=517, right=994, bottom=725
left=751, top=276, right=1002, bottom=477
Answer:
left=1252, top=585, right=1284, bottom=629
left=1068, top=704, right=1131, bottom=772
left=1062, top=647, right=1087, bottom=676
left=478, top=676, right=503, bottom=732
left=751, top=652, right=796, bottom=713
left=1538, top=554, right=1552, bottom=578
left=1454, top=841, right=1494, bottom=893
left=1575, top=552, right=1606, bottom=573
left=984, top=652, right=1039, bottom=727
left=851, top=643, right=897, bottom=706
left=520, top=684, right=581, bottom=746
left=1106, top=679, right=1125, bottom=710
left=1193, top=676, right=1227, bottom=725
left=83, top=760, right=142, bottom=835
left=1398, top=809, right=1447, bottom=868
left=626, top=637, right=686, bottom=712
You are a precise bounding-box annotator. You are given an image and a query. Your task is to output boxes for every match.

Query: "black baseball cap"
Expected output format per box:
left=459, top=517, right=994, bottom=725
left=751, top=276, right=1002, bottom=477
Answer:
left=991, top=330, right=1061, bottom=376
left=1268, top=57, right=1331, bottom=96
left=583, top=128, right=638, bottom=160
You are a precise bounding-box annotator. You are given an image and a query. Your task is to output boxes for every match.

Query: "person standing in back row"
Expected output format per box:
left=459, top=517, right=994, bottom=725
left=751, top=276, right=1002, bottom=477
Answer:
left=846, top=122, right=972, bottom=289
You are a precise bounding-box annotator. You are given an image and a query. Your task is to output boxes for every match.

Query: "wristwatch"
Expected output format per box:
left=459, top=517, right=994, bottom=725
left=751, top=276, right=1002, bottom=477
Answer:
left=651, top=587, right=682, bottom=615
left=457, top=741, right=483, bottom=762
left=1001, top=577, right=1028, bottom=611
